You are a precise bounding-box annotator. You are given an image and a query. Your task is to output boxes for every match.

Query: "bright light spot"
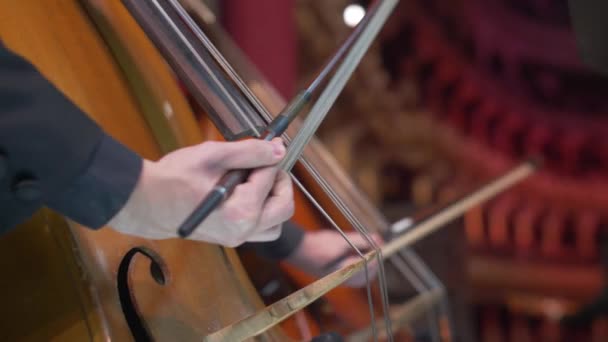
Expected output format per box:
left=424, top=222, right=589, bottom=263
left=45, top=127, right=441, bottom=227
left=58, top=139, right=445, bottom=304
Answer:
left=163, top=101, right=174, bottom=120
left=343, top=4, right=365, bottom=27
left=392, top=217, right=413, bottom=234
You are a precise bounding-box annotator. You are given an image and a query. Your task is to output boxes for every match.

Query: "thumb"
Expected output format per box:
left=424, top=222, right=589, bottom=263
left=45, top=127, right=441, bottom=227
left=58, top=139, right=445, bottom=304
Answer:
left=203, top=138, right=286, bottom=170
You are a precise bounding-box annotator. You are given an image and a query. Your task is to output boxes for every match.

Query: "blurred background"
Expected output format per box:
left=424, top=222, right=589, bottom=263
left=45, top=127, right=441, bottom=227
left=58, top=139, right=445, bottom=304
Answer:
left=212, top=0, right=608, bottom=341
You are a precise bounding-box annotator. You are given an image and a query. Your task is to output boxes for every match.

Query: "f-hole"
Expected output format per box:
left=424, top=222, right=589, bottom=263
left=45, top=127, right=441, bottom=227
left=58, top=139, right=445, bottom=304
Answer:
left=117, top=246, right=168, bottom=342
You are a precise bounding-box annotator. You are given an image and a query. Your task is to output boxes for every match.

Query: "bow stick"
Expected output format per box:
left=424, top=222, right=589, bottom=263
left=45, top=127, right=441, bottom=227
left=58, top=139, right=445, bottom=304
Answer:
left=323, top=158, right=539, bottom=271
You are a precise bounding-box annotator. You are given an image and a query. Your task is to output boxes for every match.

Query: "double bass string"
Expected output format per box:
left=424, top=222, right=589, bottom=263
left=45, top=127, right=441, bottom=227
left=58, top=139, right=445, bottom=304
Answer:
left=123, top=1, right=536, bottom=340
left=174, top=0, right=395, bottom=320
left=279, top=0, right=399, bottom=338
left=118, top=0, right=450, bottom=340
left=145, top=0, right=263, bottom=138
left=279, top=0, right=399, bottom=170
left=150, top=0, right=456, bottom=340
left=223, top=0, right=398, bottom=337
left=159, top=0, right=397, bottom=338
left=171, top=0, right=384, bottom=129
left=168, top=0, right=273, bottom=125
left=173, top=0, right=391, bottom=250
left=172, top=0, right=395, bottom=258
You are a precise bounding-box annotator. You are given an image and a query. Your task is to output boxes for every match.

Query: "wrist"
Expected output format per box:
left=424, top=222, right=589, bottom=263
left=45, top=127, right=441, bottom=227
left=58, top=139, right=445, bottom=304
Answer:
left=106, top=159, right=157, bottom=236
left=285, top=232, right=322, bottom=276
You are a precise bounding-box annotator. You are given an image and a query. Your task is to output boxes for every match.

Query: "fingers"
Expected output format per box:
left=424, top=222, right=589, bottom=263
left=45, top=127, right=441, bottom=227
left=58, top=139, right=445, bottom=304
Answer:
left=219, top=168, right=293, bottom=245
left=255, top=170, right=295, bottom=231
left=188, top=138, right=292, bottom=246
left=200, top=138, right=285, bottom=170
left=220, top=165, right=278, bottom=230
left=343, top=233, right=373, bottom=249
left=340, top=232, right=384, bottom=253
left=238, top=170, right=293, bottom=242
left=225, top=167, right=279, bottom=215
left=368, top=233, right=385, bottom=248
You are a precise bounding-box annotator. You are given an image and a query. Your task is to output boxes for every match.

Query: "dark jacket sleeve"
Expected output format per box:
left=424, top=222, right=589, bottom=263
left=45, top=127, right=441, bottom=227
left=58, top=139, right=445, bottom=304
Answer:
left=239, top=220, right=305, bottom=260
left=0, top=42, right=142, bottom=233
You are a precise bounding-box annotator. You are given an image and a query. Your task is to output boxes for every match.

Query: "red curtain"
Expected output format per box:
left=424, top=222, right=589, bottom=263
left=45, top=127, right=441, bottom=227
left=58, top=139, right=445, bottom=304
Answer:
left=221, top=0, right=297, bottom=99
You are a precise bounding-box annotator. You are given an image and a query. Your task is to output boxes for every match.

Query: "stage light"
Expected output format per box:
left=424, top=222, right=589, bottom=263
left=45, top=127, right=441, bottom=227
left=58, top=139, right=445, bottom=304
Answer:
left=343, top=4, right=365, bottom=27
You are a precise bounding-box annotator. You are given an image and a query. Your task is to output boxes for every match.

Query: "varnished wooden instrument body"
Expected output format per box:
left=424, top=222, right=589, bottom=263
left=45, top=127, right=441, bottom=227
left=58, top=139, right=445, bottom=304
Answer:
left=0, top=1, right=287, bottom=340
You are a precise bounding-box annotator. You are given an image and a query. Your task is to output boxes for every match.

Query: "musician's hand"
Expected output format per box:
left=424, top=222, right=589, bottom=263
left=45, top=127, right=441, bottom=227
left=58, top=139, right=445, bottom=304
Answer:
left=286, top=230, right=384, bottom=288
left=107, top=138, right=295, bottom=247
